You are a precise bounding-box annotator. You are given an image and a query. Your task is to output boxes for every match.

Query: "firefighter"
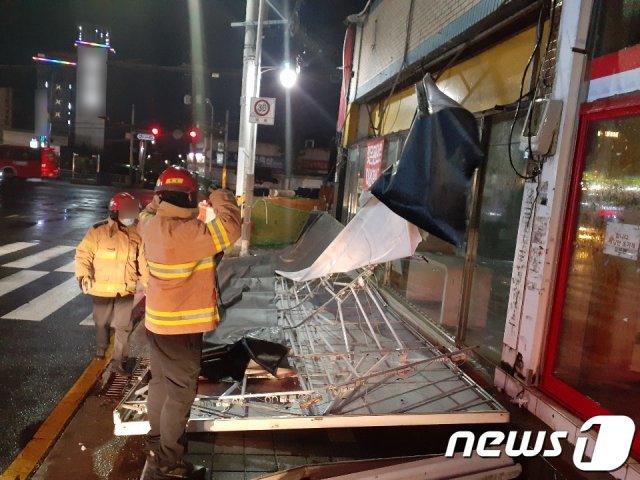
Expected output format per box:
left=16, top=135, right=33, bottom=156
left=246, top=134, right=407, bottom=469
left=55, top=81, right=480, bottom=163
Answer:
left=76, top=192, right=149, bottom=375
left=138, top=166, right=240, bottom=480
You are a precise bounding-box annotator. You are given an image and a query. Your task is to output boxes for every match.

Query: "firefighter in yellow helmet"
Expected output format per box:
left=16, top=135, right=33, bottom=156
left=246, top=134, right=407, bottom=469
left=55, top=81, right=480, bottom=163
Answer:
left=75, top=192, right=149, bottom=374
left=138, top=167, right=240, bottom=480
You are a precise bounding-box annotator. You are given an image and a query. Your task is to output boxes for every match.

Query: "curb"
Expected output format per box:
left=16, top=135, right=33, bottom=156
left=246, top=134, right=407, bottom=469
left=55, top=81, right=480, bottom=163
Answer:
left=1, top=298, right=146, bottom=480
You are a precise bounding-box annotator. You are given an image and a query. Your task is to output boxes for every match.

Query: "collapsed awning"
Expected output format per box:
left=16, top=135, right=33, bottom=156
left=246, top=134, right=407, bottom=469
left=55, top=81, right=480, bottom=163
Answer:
left=114, top=77, right=502, bottom=436
left=114, top=232, right=506, bottom=435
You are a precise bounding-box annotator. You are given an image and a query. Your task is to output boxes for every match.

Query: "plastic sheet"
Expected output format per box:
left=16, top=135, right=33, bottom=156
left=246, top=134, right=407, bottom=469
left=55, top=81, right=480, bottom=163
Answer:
left=370, top=76, right=484, bottom=247
left=276, top=196, right=421, bottom=282
left=200, top=335, right=288, bottom=382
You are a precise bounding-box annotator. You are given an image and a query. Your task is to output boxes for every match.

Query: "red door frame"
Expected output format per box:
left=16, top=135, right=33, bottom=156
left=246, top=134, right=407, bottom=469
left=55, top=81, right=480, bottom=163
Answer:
left=541, top=92, right=640, bottom=457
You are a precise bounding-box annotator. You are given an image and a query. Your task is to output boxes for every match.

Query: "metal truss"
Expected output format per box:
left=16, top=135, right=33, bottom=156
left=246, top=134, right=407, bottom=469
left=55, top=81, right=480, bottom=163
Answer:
left=114, top=270, right=507, bottom=436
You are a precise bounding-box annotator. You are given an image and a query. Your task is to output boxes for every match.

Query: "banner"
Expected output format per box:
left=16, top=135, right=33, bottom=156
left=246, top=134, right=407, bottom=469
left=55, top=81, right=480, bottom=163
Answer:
left=364, top=138, right=385, bottom=190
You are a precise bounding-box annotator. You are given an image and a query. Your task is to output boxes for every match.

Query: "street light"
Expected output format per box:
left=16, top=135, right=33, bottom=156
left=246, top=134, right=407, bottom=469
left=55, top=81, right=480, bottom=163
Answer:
left=278, top=62, right=298, bottom=89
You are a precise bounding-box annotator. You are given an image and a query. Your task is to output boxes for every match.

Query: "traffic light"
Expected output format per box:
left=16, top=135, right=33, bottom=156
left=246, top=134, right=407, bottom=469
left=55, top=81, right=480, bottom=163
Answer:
left=151, top=126, right=160, bottom=136
left=188, top=128, right=198, bottom=140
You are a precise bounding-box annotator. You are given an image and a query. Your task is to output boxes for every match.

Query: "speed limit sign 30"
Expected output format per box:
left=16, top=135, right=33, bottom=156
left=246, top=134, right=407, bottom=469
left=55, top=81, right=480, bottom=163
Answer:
left=250, top=97, right=276, bottom=125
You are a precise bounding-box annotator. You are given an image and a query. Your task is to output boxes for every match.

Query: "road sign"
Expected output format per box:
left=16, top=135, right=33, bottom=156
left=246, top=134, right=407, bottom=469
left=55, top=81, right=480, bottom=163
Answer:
left=249, top=97, right=276, bottom=125
left=137, top=133, right=155, bottom=141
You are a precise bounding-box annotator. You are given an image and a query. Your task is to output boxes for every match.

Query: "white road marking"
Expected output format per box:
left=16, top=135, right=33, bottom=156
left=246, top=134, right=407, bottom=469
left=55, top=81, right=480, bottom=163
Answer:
left=2, top=277, right=81, bottom=321
left=0, top=242, right=38, bottom=257
left=55, top=260, right=76, bottom=273
left=79, top=313, right=94, bottom=326
left=3, top=245, right=74, bottom=269
left=0, top=270, right=48, bottom=297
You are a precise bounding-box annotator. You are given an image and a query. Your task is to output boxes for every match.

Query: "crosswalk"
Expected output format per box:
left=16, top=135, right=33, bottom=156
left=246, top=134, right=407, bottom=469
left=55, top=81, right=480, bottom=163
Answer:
left=0, top=241, right=92, bottom=326
left=3, top=245, right=75, bottom=269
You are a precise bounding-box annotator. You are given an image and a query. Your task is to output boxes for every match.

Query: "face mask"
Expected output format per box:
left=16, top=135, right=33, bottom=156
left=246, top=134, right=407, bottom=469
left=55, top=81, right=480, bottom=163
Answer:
left=120, top=218, right=136, bottom=227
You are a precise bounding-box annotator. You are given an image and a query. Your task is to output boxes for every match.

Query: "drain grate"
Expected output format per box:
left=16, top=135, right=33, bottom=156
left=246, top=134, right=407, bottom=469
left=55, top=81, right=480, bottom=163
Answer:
left=102, top=359, right=149, bottom=398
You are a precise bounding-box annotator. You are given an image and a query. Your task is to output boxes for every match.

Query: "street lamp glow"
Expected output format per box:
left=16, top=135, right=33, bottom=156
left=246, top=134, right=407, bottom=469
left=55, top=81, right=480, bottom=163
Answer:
left=279, top=64, right=297, bottom=89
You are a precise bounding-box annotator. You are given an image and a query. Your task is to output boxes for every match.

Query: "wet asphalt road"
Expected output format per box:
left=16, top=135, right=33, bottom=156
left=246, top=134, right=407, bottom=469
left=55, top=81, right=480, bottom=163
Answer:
left=0, top=179, right=146, bottom=471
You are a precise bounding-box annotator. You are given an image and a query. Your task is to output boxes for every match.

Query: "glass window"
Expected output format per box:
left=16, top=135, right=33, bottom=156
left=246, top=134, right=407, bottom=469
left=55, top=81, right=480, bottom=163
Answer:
left=342, top=135, right=406, bottom=223
left=590, top=0, right=640, bottom=58
left=466, top=112, right=527, bottom=363
left=388, top=236, right=464, bottom=337
left=553, top=113, right=640, bottom=426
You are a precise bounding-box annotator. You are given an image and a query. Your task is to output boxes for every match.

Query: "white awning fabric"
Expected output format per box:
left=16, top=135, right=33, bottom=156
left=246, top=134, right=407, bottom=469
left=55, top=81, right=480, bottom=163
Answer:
left=276, top=195, right=422, bottom=282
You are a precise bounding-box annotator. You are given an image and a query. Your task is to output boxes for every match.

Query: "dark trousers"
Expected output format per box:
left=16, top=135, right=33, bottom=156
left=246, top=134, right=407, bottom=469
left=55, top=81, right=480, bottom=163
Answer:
left=146, top=330, right=203, bottom=467
left=93, top=295, right=134, bottom=361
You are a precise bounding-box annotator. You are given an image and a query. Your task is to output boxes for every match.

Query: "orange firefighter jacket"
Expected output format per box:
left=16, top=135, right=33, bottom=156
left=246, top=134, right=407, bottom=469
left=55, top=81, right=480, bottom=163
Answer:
left=137, top=189, right=241, bottom=335
left=75, top=218, right=149, bottom=297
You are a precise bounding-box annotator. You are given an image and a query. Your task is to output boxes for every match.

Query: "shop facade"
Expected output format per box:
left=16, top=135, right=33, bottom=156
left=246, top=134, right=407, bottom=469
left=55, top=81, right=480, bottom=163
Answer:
left=336, top=0, right=640, bottom=473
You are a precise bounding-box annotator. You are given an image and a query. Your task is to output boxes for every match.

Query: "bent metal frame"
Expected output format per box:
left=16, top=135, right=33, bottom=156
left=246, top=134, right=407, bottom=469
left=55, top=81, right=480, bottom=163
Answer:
left=114, top=268, right=508, bottom=435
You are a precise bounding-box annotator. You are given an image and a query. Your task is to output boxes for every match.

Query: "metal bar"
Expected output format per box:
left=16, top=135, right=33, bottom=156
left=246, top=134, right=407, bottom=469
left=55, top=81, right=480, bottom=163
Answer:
left=336, top=301, right=351, bottom=352
left=339, top=372, right=463, bottom=414
left=457, top=164, right=486, bottom=341
left=349, top=285, right=383, bottom=350
left=220, top=382, right=240, bottom=397
left=449, top=397, right=496, bottom=412
left=364, top=282, right=404, bottom=349
left=230, top=19, right=287, bottom=27
left=328, top=347, right=474, bottom=392
left=328, top=352, right=392, bottom=413
left=394, top=384, right=475, bottom=414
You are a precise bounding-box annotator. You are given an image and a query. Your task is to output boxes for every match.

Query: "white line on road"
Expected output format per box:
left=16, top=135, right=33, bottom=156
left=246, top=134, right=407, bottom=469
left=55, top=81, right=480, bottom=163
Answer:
left=3, top=245, right=74, bottom=269
left=0, top=270, right=48, bottom=297
left=0, top=242, right=38, bottom=257
left=55, top=261, right=76, bottom=273
left=79, top=313, right=94, bottom=326
left=2, top=277, right=81, bottom=321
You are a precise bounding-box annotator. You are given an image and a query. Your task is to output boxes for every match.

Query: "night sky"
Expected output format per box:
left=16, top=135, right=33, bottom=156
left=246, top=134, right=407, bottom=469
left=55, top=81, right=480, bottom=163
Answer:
left=0, top=0, right=366, bottom=151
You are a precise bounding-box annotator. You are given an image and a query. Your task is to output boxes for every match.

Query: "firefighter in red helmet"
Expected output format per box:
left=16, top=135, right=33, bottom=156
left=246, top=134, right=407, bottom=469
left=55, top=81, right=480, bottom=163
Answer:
left=75, top=192, right=149, bottom=374
left=138, top=166, right=240, bottom=479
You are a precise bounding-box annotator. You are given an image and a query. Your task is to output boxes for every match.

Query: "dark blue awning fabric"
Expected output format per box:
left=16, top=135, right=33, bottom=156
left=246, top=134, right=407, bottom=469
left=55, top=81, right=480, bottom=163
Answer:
left=370, top=76, right=484, bottom=247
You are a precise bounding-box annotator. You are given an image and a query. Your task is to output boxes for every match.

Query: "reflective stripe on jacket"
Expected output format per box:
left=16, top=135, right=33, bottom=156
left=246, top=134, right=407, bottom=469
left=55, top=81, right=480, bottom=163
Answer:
left=75, top=218, right=149, bottom=297
left=138, top=190, right=241, bottom=335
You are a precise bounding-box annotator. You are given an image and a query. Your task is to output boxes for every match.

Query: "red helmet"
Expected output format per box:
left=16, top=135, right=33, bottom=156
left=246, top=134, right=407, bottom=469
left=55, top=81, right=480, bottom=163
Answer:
left=155, top=166, right=197, bottom=194
left=109, top=192, right=139, bottom=213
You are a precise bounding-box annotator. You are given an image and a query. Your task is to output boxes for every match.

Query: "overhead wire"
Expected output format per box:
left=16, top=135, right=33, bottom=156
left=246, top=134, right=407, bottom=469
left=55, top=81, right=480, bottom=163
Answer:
left=507, top=1, right=548, bottom=181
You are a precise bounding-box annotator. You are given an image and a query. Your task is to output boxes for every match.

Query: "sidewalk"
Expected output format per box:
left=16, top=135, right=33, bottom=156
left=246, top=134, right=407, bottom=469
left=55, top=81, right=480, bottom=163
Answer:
left=20, top=314, right=596, bottom=480
left=3, top=267, right=611, bottom=480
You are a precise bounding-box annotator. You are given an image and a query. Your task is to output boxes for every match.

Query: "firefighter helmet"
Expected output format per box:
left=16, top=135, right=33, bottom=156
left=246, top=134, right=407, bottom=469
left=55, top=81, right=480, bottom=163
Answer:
left=109, top=192, right=139, bottom=213
left=155, top=166, right=198, bottom=194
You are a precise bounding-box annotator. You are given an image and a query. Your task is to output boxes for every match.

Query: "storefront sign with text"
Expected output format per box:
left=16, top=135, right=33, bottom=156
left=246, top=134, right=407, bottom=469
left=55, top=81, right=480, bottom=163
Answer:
left=363, top=138, right=385, bottom=190
left=604, top=222, right=640, bottom=260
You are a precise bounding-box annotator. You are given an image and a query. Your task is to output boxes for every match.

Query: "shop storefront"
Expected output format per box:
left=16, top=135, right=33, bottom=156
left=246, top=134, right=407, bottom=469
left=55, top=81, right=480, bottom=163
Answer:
left=541, top=0, right=640, bottom=456
left=336, top=6, right=553, bottom=366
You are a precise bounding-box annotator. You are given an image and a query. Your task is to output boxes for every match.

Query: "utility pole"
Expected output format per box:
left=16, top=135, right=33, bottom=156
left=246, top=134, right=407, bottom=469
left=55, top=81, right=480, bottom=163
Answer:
left=222, top=109, right=229, bottom=189
left=128, top=104, right=135, bottom=185
left=138, top=140, right=146, bottom=185
left=207, top=100, right=214, bottom=178
left=234, top=0, right=288, bottom=255
left=237, top=0, right=266, bottom=256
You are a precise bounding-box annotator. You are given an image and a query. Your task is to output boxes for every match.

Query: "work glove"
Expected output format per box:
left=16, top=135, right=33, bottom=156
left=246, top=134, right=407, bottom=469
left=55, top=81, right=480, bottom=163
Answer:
left=78, top=277, right=93, bottom=294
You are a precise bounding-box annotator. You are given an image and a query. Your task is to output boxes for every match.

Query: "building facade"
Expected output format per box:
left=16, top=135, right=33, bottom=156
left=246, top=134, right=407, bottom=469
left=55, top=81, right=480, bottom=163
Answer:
left=336, top=0, right=640, bottom=474
left=0, top=88, right=12, bottom=133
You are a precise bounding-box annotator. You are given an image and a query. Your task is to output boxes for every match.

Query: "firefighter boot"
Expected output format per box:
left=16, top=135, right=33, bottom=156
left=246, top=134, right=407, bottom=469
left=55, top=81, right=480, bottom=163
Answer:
left=154, top=460, right=206, bottom=480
